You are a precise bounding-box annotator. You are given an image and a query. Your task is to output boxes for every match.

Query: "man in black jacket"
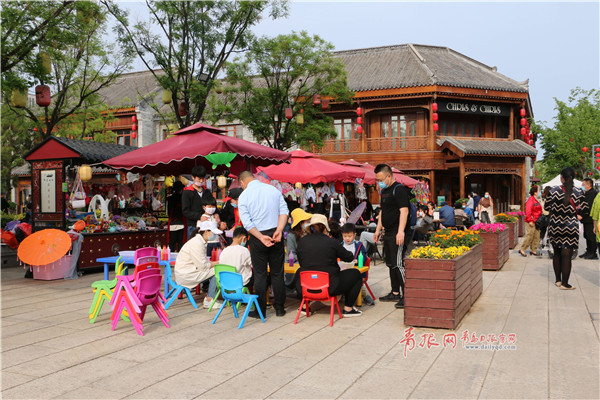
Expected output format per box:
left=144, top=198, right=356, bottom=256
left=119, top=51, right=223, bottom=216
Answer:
left=579, top=178, right=598, bottom=259
left=182, top=166, right=215, bottom=240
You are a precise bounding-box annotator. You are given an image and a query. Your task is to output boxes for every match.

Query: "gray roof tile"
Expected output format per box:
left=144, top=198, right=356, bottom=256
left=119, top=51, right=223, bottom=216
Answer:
left=437, top=137, right=537, bottom=156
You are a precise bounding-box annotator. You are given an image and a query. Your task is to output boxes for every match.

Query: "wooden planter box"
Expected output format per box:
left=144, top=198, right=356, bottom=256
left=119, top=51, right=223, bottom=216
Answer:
left=404, top=243, right=483, bottom=330
left=505, top=222, right=519, bottom=249
left=479, top=229, right=509, bottom=270
left=517, top=215, right=525, bottom=237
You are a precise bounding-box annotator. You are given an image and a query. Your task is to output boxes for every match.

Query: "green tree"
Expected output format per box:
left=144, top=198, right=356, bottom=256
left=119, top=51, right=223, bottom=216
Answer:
left=1, top=105, right=35, bottom=194
left=103, top=0, right=287, bottom=130
left=209, top=31, right=353, bottom=150
left=534, top=88, right=600, bottom=181
left=1, top=1, right=131, bottom=140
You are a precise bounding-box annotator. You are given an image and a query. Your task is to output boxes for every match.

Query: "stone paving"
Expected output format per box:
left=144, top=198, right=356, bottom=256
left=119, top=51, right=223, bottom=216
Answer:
left=1, top=239, right=598, bottom=399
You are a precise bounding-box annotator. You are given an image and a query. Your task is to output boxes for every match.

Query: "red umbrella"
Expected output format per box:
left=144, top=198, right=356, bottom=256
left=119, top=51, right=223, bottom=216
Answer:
left=338, top=159, right=376, bottom=184
left=363, top=162, right=418, bottom=188
left=103, top=123, right=290, bottom=175
left=256, top=150, right=365, bottom=184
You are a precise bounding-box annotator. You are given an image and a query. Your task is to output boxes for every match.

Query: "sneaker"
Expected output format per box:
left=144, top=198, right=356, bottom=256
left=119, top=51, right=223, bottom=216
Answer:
left=394, top=298, right=405, bottom=309
left=584, top=254, right=599, bottom=260
left=559, top=283, right=576, bottom=290
left=362, top=294, right=375, bottom=306
left=298, top=306, right=314, bottom=316
left=342, top=307, right=362, bottom=317
left=379, top=292, right=401, bottom=302
left=203, top=297, right=222, bottom=309
left=578, top=252, right=589, bottom=258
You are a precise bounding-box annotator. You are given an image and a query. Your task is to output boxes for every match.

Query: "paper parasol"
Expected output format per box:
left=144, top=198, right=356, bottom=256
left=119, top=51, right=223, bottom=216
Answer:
left=17, top=229, right=71, bottom=266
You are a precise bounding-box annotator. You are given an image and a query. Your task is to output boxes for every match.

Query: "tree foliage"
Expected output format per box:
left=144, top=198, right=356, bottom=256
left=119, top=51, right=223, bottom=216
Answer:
left=534, top=88, right=600, bottom=181
left=103, top=0, right=287, bottom=130
left=1, top=105, right=36, bottom=194
left=209, top=31, right=353, bottom=150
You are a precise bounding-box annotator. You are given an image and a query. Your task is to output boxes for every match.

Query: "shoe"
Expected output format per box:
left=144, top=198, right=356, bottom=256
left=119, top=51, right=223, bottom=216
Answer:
left=379, top=292, right=401, bottom=302
left=578, top=252, right=589, bottom=258
left=584, top=254, right=599, bottom=260
left=394, top=298, right=405, bottom=309
left=555, top=281, right=562, bottom=288
left=362, top=295, right=375, bottom=306
left=559, top=284, right=576, bottom=290
left=248, top=310, right=262, bottom=319
left=519, top=250, right=528, bottom=257
left=203, top=298, right=222, bottom=309
left=275, top=308, right=286, bottom=317
left=342, top=307, right=362, bottom=317
left=298, top=306, right=313, bottom=316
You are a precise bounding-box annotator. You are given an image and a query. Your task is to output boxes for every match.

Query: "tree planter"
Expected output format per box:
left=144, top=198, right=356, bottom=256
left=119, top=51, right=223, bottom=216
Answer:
left=506, top=222, right=519, bottom=249
left=479, top=229, right=509, bottom=270
left=404, top=244, right=482, bottom=330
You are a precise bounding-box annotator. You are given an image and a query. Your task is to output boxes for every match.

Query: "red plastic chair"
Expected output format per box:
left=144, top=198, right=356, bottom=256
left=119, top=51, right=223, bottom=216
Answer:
left=363, top=257, right=376, bottom=301
left=134, top=247, right=159, bottom=266
left=294, top=271, right=342, bottom=327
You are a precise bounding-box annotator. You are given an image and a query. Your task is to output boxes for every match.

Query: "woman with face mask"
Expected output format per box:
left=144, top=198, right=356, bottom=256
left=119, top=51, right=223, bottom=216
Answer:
left=477, top=192, right=494, bottom=224
left=174, top=221, right=223, bottom=309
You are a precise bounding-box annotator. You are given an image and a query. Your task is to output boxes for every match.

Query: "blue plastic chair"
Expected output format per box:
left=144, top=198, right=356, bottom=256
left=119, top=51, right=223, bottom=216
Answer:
left=163, top=263, right=198, bottom=310
left=211, top=271, right=264, bottom=329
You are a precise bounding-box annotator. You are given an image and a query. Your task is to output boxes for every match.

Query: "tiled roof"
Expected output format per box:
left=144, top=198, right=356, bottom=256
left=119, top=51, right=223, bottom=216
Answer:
left=11, top=163, right=118, bottom=177
left=335, top=44, right=528, bottom=93
left=437, top=137, right=537, bottom=157
left=51, top=137, right=137, bottom=163
left=97, top=69, right=164, bottom=108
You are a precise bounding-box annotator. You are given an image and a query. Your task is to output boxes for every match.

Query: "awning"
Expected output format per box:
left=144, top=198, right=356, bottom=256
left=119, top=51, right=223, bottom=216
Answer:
left=437, top=137, right=537, bottom=157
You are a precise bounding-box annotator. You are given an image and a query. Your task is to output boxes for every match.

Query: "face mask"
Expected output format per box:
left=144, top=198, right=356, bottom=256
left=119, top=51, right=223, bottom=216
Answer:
left=241, top=241, right=247, bottom=247
left=302, top=222, right=311, bottom=229
left=485, top=194, right=489, bottom=198
left=581, top=186, right=587, bottom=192
left=207, top=233, right=217, bottom=241
left=378, top=181, right=388, bottom=190
left=231, top=203, right=238, bottom=208
left=205, top=207, right=216, bottom=215
left=462, top=205, right=466, bottom=209
left=419, top=212, right=424, bottom=217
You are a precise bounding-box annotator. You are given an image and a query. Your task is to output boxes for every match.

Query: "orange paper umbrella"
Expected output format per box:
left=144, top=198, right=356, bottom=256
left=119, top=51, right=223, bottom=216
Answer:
left=17, top=229, right=71, bottom=266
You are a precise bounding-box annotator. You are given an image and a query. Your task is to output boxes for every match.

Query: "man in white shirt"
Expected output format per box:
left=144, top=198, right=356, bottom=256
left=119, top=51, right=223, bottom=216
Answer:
left=218, top=227, right=253, bottom=286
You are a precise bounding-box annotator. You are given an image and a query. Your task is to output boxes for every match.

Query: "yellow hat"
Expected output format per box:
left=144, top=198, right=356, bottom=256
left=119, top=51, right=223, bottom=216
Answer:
left=291, top=208, right=312, bottom=228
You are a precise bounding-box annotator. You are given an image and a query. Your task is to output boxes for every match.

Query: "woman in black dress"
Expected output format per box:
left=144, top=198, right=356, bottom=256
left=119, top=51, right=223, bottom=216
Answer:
left=546, top=167, right=584, bottom=290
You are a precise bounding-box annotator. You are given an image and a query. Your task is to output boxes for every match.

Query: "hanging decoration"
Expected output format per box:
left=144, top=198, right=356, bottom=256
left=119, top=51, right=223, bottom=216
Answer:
left=357, top=126, right=363, bottom=135
left=357, top=116, right=362, bottom=125
left=582, top=147, right=589, bottom=152
left=11, top=89, right=27, bottom=108
left=296, top=109, right=304, bottom=125
left=432, top=102, right=438, bottom=112
left=433, top=123, right=439, bottom=132
left=217, top=175, right=227, bottom=188
left=131, top=115, right=137, bottom=123
left=356, top=107, right=362, bottom=116
left=313, top=94, right=321, bottom=105
left=520, top=117, right=527, bottom=126
left=79, top=165, right=92, bottom=182
left=321, top=99, right=329, bottom=110
left=178, top=102, right=187, bottom=116
left=285, top=107, right=293, bottom=120
left=204, top=152, right=237, bottom=169
left=162, top=89, right=172, bottom=104
left=35, top=85, right=51, bottom=107
left=38, top=51, right=51, bottom=74
left=520, top=108, right=526, bottom=117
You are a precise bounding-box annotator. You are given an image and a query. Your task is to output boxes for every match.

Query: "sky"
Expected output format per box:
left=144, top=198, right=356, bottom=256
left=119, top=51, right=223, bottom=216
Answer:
left=118, top=0, right=600, bottom=146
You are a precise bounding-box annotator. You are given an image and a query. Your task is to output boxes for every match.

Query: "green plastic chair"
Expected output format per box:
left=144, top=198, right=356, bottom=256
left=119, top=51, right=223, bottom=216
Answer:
left=207, top=264, right=250, bottom=312
left=89, top=257, right=128, bottom=323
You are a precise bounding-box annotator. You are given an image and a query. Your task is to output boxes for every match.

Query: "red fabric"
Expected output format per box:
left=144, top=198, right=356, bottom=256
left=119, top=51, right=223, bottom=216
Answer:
left=103, top=123, right=290, bottom=175
left=361, top=163, right=418, bottom=188
left=525, top=196, right=542, bottom=223
left=257, top=150, right=365, bottom=184
left=338, top=160, right=376, bottom=184
left=1, top=230, right=18, bottom=249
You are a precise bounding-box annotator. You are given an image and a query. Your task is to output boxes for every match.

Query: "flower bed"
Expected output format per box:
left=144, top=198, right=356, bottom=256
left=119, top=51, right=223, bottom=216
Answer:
left=508, top=212, right=526, bottom=237
left=470, top=223, right=509, bottom=270
left=494, top=214, right=519, bottom=249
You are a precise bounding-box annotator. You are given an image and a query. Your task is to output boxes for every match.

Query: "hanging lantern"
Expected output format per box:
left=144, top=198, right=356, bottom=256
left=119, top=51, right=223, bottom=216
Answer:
left=38, top=51, right=51, bottom=74
left=596, top=158, right=600, bottom=163
left=162, top=89, right=172, bottom=104
left=356, top=107, right=362, bottom=116
left=10, top=89, right=27, bottom=108
left=520, top=127, right=526, bottom=136
left=178, top=102, right=187, bottom=116
left=132, top=131, right=137, bottom=139
left=321, top=99, right=329, bottom=110
left=570, top=138, right=574, bottom=142
left=33, top=127, right=38, bottom=132
left=433, top=123, right=439, bottom=132
left=295, top=182, right=303, bottom=189
left=596, top=147, right=600, bottom=153
left=215, top=85, right=224, bottom=94
left=520, top=108, right=526, bottom=117
left=35, top=85, right=51, bottom=107
left=528, top=139, right=534, bottom=145
left=582, top=147, right=589, bottom=152
left=432, top=113, right=438, bottom=122
left=432, top=102, right=438, bottom=112
left=80, top=165, right=92, bottom=182
left=217, top=175, right=227, bottom=189
left=296, top=113, right=304, bottom=125
left=313, top=94, right=321, bottom=105
left=356, top=126, right=363, bottom=135
left=131, top=123, right=137, bottom=131
left=131, top=115, right=137, bottom=123
left=520, top=118, right=526, bottom=126
left=357, top=116, right=362, bottom=125
left=285, top=107, right=293, bottom=120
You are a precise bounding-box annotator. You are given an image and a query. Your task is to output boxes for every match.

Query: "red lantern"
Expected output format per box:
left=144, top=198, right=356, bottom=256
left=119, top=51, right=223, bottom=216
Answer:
left=433, top=123, right=439, bottom=132
left=33, top=127, right=38, bottom=131
left=178, top=103, right=187, bottom=116
left=285, top=108, right=293, bottom=120
left=570, top=138, right=574, bottom=142
left=432, top=102, right=438, bottom=112
left=35, top=84, right=51, bottom=107
left=356, top=107, right=362, bottom=116
left=596, top=147, right=600, bottom=153
left=131, top=124, right=137, bottom=131
left=432, top=113, right=438, bottom=122
left=321, top=99, right=329, bottom=110
left=528, top=139, right=534, bottom=145
left=520, top=128, right=526, bottom=136
left=582, top=147, right=589, bottom=152
left=312, top=94, right=321, bottom=105
left=596, top=158, right=600, bottom=163
left=356, top=126, right=363, bottom=135
left=132, top=131, right=137, bottom=139
left=589, top=172, right=593, bottom=176
left=357, top=116, right=362, bottom=125
left=520, top=118, right=526, bottom=126
left=520, top=108, right=526, bottom=117
left=131, top=115, right=137, bottom=123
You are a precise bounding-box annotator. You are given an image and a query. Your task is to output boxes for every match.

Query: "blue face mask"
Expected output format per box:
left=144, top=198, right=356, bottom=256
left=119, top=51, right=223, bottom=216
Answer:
left=207, top=233, right=217, bottom=242
left=581, top=186, right=587, bottom=192
left=378, top=181, right=388, bottom=190
left=241, top=241, right=247, bottom=247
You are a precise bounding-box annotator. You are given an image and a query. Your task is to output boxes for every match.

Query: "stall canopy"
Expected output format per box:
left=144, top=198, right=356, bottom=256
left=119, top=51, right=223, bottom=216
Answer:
left=103, top=123, right=291, bottom=175
left=363, top=162, right=418, bottom=188
left=542, top=174, right=582, bottom=189
left=256, top=150, right=366, bottom=184
left=338, top=159, right=376, bottom=184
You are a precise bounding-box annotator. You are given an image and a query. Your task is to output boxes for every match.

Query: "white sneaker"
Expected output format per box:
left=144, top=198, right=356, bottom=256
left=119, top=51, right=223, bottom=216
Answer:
left=203, top=297, right=222, bottom=309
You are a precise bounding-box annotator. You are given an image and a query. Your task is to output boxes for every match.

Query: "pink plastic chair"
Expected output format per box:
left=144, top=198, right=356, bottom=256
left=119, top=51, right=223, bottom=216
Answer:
left=134, top=247, right=159, bottom=266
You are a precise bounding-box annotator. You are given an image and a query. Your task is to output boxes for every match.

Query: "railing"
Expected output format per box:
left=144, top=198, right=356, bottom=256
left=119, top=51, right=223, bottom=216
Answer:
left=312, top=139, right=362, bottom=154
left=366, top=136, right=428, bottom=152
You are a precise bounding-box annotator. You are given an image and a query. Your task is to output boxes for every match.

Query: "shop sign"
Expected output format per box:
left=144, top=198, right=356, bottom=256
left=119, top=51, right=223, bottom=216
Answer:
left=41, top=170, right=56, bottom=213
left=438, top=100, right=511, bottom=117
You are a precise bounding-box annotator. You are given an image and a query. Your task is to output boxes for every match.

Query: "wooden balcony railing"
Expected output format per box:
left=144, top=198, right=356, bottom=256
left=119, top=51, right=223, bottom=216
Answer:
left=311, top=136, right=429, bottom=154
left=311, top=139, right=362, bottom=154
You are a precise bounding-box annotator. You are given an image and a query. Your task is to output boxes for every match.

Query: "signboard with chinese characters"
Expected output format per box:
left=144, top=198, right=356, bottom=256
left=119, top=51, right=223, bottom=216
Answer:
left=437, top=100, right=511, bottom=117
left=40, top=170, right=56, bottom=213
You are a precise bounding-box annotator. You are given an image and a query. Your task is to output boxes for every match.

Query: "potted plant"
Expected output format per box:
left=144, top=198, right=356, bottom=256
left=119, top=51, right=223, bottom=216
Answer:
left=507, top=211, right=526, bottom=237
left=469, top=223, right=509, bottom=270
left=494, top=213, right=519, bottom=249
left=404, top=229, right=483, bottom=330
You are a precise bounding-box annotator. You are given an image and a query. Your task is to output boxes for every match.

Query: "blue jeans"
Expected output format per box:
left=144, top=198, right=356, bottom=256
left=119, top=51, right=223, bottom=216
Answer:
left=187, top=225, right=196, bottom=241
left=204, top=275, right=217, bottom=298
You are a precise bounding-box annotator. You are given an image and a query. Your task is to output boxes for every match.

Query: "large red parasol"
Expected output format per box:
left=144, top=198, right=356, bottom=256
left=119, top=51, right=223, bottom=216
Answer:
left=256, top=150, right=366, bottom=184
left=363, top=162, right=418, bottom=188
left=103, top=123, right=291, bottom=175
left=17, top=229, right=71, bottom=266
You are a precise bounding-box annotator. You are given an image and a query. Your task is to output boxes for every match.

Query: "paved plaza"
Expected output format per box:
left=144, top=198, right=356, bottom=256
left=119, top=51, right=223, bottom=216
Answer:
left=1, top=239, right=598, bottom=399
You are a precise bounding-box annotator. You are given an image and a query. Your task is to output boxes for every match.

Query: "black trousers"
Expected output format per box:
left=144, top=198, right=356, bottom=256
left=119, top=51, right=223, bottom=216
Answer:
left=169, top=229, right=184, bottom=252
left=383, top=232, right=407, bottom=295
left=583, top=222, right=598, bottom=254
left=248, top=228, right=285, bottom=313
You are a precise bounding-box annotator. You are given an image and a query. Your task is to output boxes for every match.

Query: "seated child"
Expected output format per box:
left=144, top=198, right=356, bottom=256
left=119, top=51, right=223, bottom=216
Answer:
left=341, top=223, right=374, bottom=306
left=218, top=227, right=253, bottom=287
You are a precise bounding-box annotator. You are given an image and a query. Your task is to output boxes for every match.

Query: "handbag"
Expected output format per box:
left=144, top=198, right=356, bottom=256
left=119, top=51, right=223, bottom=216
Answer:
left=535, top=214, right=548, bottom=230
left=70, top=172, right=86, bottom=209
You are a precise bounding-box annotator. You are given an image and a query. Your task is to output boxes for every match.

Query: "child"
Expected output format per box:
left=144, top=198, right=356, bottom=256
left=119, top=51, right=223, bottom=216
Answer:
left=218, top=227, right=253, bottom=288
left=199, top=197, right=222, bottom=255
left=341, top=223, right=375, bottom=306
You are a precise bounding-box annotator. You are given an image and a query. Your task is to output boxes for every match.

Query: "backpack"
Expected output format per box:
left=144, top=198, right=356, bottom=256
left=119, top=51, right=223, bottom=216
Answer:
left=392, top=184, right=417, bottom=227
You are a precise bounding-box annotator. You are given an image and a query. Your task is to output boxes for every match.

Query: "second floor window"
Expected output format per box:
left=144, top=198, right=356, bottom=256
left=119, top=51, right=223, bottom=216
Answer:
left=333, top=118, right=358, bottom=140
left=220, top=125, right=239, bottom=138
left=381, top=114, right=417, bottom=138
left=116, top=129, right=137, bottom=147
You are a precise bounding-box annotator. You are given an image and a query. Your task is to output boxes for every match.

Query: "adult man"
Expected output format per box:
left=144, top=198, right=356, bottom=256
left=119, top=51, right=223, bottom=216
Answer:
left=466, top=193, right=474, bottom=213
left=579, top=178, right=598, bottom=259
left=438, top=202, right=456, bottom=228
left=374, top=164, right=410, bottom=309
left=182, top=166, right=215, bottom=239
left=238, top=171, right=289, bottom=317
